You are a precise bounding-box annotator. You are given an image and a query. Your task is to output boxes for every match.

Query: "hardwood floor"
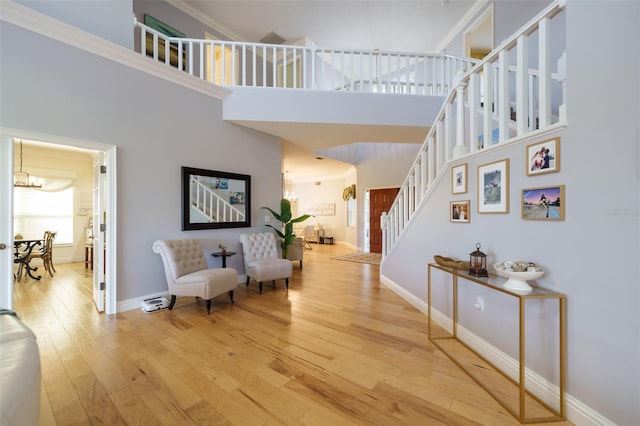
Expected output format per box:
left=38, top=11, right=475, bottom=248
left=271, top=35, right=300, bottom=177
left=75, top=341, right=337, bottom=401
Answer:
left=12, top=244, right=573, bottom=425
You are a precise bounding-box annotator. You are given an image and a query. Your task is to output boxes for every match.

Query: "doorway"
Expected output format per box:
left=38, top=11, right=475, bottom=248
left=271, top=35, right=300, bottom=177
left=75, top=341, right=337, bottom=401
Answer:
left=0, top=131, right=117, bottom=314
left=464, top=5, right=494, bottom=60
left=368, top=187, right=400, bottom=253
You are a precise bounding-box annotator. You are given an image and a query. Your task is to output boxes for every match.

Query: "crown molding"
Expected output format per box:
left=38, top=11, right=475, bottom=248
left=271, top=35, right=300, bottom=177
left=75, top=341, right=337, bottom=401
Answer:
left=167, top=0, right=246, bottom=43
left=1, top=1, right=230, bottom=100
left=436, top=0, right=489, bottom=53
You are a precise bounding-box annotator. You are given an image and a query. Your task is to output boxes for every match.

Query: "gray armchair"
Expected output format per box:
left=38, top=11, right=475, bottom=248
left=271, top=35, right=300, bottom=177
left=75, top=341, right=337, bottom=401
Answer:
left=152, top=239, right=238, bottom=314
left=239, top=232, right=293, bottom=294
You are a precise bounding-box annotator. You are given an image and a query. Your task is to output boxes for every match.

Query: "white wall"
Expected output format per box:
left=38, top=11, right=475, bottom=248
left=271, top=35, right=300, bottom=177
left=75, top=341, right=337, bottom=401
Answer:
left=356, top=143, right=421, bottom=250
left=383, top=1, right=640, bottom=424
left=16, top=0, right=134, bottom=48
left=289, top=177, right=346, bottom=242
left=1, top=18, right=283, bottom=302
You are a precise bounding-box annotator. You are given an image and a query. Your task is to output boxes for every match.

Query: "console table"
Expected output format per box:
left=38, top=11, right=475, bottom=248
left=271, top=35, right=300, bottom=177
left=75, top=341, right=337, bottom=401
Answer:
left=427, top=263, right=566, bottom=423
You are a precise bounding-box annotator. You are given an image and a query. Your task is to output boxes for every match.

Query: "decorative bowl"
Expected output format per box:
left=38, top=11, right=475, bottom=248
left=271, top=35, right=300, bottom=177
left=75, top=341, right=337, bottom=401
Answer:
left=493, top=264, right=544, bottom=292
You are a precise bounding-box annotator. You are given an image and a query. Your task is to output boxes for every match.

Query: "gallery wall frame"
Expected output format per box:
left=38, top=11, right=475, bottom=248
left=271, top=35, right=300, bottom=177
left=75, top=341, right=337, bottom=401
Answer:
left=182, top=166, right=251, bottom=230
left=451, top=163, right=468, bottom=194
left=478, top=159, right=509, bottom=213
left=521, top=185, right=565, bottom=220
left=526, top=137, right=560, bottom=176
left=450, top=200, right=470, bottom=223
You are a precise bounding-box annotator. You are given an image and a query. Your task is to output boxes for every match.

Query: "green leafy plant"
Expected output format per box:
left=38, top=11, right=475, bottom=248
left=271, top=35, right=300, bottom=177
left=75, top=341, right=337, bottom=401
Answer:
left=262, top=199, right=312, bottom=259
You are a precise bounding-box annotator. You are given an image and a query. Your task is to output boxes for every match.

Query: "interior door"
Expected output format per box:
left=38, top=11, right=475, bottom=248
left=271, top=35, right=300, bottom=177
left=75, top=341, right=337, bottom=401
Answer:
left=92, top=152, right=105, bottom=312
left=0, top=138, right=14, bottom=309
left=369, top=188, right=399, bottom=253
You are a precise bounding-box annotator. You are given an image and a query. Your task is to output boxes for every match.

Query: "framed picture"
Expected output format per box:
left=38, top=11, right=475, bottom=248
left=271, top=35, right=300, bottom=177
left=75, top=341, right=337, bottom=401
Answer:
left=182, top=166, right=251, bottom=230
left=526, top=137, right=560, bottom=176
left=521, top=185, right=565, bottom=220
left=450, top=200, right=470, bottom=223
left=478, top=159, right=509, bottom=213
left=451, top=163, right=468, bottom=194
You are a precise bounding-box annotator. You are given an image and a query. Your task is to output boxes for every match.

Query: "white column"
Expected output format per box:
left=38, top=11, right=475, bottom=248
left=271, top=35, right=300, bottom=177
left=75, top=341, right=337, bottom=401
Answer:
left=0, top=137, right=14, bottom=310
left=444, top=103, right=454, bottom=162
left=538, top=17, right=552, bottom=127
left=469, top=73, right=480, bottom=153
left=498, top=50, right=510, bottom=143
left=381, top=212, right=387, bottom=257
left=516, top=35, right=529, bottom=136
left=427, top=138, right=436, bottom=187
left=453, top=76, right=469, bottom=158
left=482, top=62, right=493, bottom=149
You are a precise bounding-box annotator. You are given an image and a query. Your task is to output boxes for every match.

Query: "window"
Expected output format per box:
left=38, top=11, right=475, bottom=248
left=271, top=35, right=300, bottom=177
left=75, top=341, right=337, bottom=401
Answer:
left=14, top=187, right=74, bottom=244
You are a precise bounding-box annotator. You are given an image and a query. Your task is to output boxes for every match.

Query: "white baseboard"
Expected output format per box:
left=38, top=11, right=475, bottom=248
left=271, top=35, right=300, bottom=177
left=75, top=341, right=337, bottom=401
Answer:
left=379, top=274, right=615, bottom=426
left=117, top=276, right=246, bottom=313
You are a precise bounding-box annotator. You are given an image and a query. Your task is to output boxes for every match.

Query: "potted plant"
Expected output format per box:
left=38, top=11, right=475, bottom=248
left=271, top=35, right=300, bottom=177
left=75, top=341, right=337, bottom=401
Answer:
left=262, top=198, right=312, bottom=259
left=218, top=243, right=227, bottom=255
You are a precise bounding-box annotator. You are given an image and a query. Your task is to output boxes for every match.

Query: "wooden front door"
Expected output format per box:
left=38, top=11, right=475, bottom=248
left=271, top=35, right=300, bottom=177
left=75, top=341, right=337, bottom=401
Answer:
left=369, top=188, right=400, bottom=253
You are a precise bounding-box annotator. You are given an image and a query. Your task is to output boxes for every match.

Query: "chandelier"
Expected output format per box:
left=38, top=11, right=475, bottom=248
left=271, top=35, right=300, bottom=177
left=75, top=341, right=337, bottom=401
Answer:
left=14, top=141, right=43, bottom=188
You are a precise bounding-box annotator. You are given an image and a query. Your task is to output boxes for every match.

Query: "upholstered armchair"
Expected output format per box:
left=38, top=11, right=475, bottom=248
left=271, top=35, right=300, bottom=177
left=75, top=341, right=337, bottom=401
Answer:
left=152, top=239, right=238, bottom=314
left=239, top=232, right=293, bottom=294
left=286, top=237, right=303, bottom=269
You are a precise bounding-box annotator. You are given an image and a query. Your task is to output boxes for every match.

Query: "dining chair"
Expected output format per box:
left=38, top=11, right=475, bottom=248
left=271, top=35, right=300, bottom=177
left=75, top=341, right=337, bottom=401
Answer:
left=28, top=231, right=56, bottom=277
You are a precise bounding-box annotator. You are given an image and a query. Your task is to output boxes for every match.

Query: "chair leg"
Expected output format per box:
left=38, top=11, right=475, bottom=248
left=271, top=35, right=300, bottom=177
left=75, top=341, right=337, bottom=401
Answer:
left=300, top=260, right=303, bottom=270
left=246, top=276, right=250, bottom=287
left=206, top=299, right=212, bottom=315
left=285, top=278, right=289, bottom=290
left=272, top=280, right=276, bottom=288
left=259, top=282, right=263, bottom=294
left=168, top=295, right=177, bottom=310
left=228, top=290, right=234, bottom=303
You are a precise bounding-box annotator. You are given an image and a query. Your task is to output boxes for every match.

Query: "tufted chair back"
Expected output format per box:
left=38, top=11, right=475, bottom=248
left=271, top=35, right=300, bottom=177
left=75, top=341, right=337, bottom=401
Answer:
left=239, top=232, right=280, bottom=265
left=154, top=239, right=208, bottom=280
left=239, top=232, right=292, bottom=294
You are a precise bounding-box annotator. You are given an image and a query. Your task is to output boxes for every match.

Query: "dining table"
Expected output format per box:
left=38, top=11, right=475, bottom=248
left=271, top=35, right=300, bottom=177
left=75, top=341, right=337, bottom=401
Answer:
left=13, top=239, right=43, bottom=281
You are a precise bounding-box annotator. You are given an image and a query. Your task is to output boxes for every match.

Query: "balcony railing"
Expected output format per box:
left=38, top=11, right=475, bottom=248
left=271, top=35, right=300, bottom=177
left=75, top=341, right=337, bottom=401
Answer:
left=134, top=19, right=475, bottom=95
left=380, top=0, right=567, bottom=257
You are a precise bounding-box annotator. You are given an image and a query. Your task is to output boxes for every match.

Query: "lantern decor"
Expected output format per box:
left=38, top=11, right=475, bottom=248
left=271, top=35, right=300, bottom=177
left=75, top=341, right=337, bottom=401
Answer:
left=468, top=242, right=488, bottom=277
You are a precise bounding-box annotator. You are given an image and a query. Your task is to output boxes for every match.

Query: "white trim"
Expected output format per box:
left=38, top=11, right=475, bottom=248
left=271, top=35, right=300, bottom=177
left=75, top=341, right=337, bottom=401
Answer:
left=1, top=1, right=230, bottom=101
left=436, top=0, right=490, bottom=53
left=2, top=126, right=118, bottom=315
left=168, top=0, right=245, bottom=44
left=379, top=273, right=615, bottom=426
left=117, top=279, right=245, bottom=313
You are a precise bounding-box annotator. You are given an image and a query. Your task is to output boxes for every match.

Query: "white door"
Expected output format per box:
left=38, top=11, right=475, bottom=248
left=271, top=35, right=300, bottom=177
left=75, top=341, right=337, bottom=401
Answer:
left=0, top=138, right=14, bottom=310
left=93, top=152, right=105, bottom=312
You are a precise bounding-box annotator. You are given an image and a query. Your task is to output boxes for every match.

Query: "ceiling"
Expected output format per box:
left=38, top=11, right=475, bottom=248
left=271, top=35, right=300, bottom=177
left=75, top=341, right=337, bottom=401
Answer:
left=173, top=1, right=485, bottom=181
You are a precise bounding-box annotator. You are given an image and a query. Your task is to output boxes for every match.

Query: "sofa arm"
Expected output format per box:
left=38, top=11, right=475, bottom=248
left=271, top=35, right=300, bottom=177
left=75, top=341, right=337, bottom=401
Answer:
left=0, top=311, right=41, bottom=426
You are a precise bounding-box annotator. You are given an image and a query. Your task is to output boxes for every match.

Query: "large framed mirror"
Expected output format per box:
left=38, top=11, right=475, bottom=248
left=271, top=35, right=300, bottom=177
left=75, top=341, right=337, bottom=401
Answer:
left=182, top=166, right=251, bottom=230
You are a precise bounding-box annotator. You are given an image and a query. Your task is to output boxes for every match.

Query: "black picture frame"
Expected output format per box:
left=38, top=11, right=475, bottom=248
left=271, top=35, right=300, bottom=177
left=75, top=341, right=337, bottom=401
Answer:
left=182, top=166, right=251, bottom=230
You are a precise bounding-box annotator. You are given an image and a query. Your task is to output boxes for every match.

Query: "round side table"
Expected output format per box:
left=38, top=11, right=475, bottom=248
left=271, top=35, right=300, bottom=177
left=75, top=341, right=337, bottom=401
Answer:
left=212, top=251, right=236, bottom=268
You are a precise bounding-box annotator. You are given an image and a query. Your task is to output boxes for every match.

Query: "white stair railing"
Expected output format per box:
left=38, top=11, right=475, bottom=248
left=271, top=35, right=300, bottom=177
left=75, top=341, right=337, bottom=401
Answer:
left=381, top=0, right=567, bottom=258
left=190, top=177, right=244, bottom=223
left=134, top=20, right=475, bottom=95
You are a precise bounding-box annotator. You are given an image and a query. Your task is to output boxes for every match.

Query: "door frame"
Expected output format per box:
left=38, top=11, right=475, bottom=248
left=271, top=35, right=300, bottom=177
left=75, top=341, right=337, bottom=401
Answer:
left=0, top=128, right=117, bottom=314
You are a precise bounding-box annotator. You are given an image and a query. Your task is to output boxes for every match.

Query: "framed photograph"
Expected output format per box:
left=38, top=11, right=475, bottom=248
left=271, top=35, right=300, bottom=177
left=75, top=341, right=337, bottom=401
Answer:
left=478, top=159, right=509, bottom=213
left=521, top=185, right=565, bottom=220
left=526, top=137, right=560, bottom=176
left=182, top=166, right=251, bottom=230
left=451, top=163, right=468, bottom=194
left=450, top=200, right=470, bottom=223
